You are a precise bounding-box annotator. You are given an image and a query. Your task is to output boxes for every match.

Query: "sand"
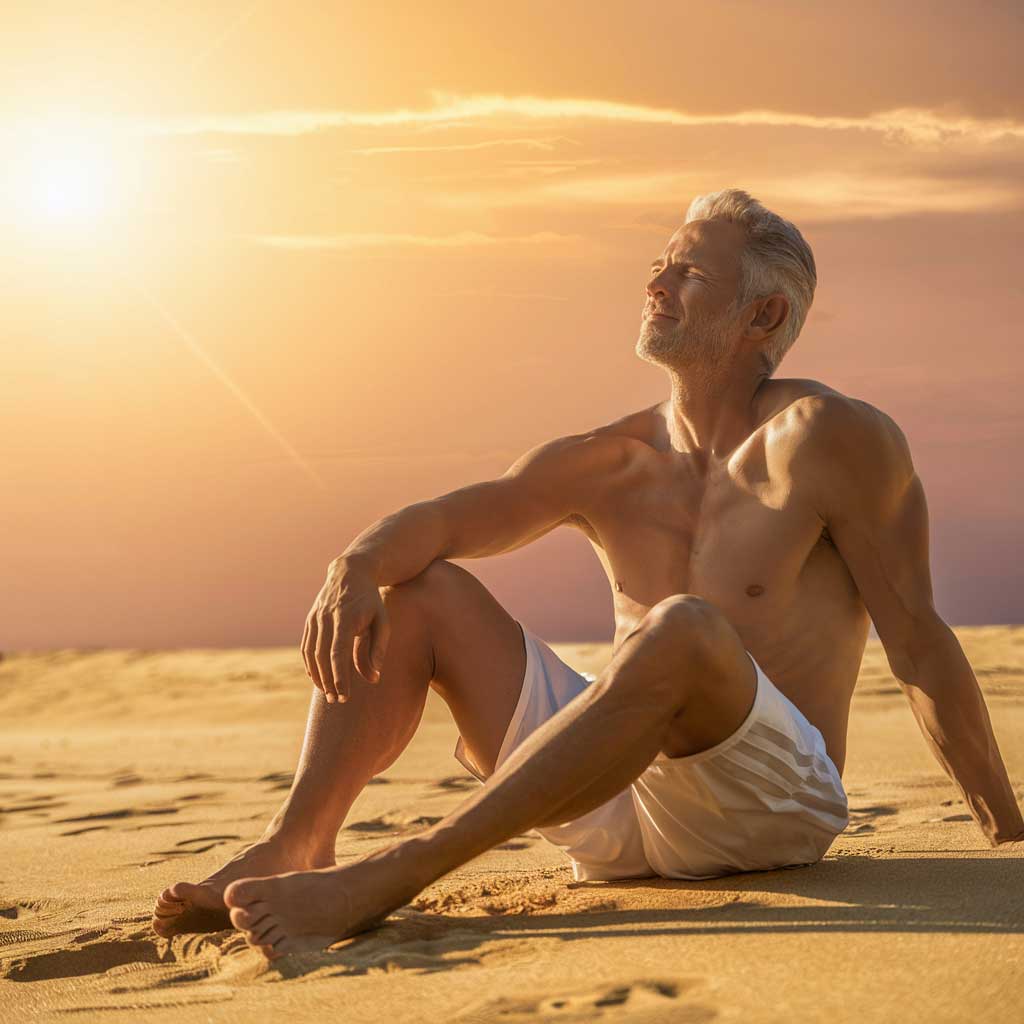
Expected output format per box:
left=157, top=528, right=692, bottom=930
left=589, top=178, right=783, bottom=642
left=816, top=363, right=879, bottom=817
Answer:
left=2, top=626, right=1023, bottom=1022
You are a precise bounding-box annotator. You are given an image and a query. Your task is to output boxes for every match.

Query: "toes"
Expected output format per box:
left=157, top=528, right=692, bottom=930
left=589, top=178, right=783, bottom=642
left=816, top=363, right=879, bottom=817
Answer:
left=152, top=891, right=190, bottom=937
left=234, top=910, right=284, bottom=955
left=168, top=881, right=205, bottom=902
left=257, top=922, right=284, bottom=947
left=228, top=903, right=270, bottom=932
left=152, top=917, right=177, bottom=938
left=151, top=883, right=233, bottom=937
left=223, top=877, right=265, bottom=908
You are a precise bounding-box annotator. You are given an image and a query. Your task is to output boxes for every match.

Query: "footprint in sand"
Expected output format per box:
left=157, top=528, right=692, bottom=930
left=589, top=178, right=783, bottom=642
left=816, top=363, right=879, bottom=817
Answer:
left=845, top=804, right=898, bottom=834
left=61, top=824, right=111, bottom=837
left=0, top=796, right=68, bottom=817
left=148, top=835, right=242, bottom=858
left=346, top=814, right=443, bottom=837
left=259, top=771, right=294, bottom=790
left=457, top=979, right=715, bottom=1022
left=55, top=807, right=180, bottom=824
left=0, top=902, right=53, bottom=947
left=1, top=923, right=235, bottom=992
left=437, top=776, right=478, bottom=791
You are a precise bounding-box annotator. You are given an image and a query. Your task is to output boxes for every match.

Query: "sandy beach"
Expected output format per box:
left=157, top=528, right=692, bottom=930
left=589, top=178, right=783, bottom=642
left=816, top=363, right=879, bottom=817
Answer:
left=3, top=626, right=1023, bottom=1022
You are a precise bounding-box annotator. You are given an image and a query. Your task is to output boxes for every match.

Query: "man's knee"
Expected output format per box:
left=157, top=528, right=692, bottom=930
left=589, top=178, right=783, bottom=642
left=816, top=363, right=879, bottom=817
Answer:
left=379, top=560, right=477, bottom=634
left=381, top=559, right=465, bottom=606
left=607, top=594, right=736, bottom=706
left=641, top=594, right=731, bottom=660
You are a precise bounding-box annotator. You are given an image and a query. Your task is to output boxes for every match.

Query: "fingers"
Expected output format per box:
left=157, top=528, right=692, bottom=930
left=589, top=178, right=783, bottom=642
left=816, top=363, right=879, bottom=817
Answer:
left=371, top=610, right=390, bottom=681
left=329, top=611, right=351, bottom=702
left=352, top=630, right=376, bottom=684
left=315, top=613, right=341, bottom=703
left=302, top=615, right=325, bottom=696
left=353, top=610, right=389, bottom=683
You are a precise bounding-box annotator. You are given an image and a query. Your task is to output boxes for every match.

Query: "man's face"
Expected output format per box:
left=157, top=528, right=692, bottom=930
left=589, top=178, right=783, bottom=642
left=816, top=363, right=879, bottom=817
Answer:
left=636, top=218, right=747, bottom=369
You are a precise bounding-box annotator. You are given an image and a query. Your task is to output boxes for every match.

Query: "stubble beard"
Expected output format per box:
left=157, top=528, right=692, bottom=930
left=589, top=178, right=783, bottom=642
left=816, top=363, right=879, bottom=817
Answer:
left=635, top=303, right=738, bottom=373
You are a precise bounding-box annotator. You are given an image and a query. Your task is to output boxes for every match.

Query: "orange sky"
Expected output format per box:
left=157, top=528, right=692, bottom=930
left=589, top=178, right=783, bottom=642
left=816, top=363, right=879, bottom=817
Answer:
left=3, top=2, right=1022, bottom=648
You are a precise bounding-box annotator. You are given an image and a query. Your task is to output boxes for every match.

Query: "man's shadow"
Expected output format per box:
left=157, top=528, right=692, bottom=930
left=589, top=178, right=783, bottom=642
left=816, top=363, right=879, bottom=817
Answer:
left=282, top=854, right=1023, bottom=979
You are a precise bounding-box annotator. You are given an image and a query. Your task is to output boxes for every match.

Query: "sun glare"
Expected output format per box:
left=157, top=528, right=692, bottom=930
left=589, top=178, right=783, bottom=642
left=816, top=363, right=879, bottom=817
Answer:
left=28, top=140, right=113, bottom=225
left=8, top=116, right=123, bottom=237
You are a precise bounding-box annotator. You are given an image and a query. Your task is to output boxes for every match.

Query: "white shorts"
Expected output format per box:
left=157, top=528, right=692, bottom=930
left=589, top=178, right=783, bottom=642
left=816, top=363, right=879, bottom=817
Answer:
left=454, top=621, right=849, bottom=882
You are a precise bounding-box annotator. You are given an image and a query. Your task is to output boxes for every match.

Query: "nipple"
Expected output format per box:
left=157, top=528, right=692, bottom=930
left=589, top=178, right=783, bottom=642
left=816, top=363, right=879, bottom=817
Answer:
left=745, top=584, right=765, bottom=597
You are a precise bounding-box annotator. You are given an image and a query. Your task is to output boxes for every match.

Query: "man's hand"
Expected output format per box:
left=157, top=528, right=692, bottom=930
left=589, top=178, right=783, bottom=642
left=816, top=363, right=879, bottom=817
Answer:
left=301, top=558, right=390, bottom=704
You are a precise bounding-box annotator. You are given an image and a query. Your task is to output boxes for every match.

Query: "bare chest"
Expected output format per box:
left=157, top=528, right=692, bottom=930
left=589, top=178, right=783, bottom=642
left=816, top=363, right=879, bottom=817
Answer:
left=577, top=440, right=852, bottom=641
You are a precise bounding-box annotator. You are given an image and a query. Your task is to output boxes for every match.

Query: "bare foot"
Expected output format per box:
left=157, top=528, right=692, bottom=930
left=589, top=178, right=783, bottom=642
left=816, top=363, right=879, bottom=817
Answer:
left=152, top=835, right=334, bottom=938
left=223, top=849, right=418, bottom=959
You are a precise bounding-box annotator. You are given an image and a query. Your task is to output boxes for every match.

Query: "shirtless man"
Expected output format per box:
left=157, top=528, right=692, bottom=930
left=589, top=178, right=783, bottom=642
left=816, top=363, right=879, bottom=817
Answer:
left=152, top=187, right=1023, bottom=957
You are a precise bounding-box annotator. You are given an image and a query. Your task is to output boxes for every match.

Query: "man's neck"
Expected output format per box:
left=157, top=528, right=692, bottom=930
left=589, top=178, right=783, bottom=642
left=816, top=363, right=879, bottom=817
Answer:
left=663, top=363, right=770, bottom=462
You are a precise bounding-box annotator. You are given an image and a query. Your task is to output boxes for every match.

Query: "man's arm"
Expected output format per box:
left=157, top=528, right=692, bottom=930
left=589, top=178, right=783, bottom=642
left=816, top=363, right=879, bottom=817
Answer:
left=302, top=432, right=623, bottom=699
left=339, top=432, right=619, bottom=582
left=806, top=395, right=1023, bottom=846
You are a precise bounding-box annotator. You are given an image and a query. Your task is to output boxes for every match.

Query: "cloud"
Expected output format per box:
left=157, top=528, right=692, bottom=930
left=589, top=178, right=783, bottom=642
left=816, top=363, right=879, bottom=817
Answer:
left=428, top=288, right=568, bottom=302
left=144, top=91, right=1024, bottom=147
left=350, top=136, right=577, bottom=156
left=247, top=229, right=583, bottom=250
left=431, top=169, right=1024, bottom=219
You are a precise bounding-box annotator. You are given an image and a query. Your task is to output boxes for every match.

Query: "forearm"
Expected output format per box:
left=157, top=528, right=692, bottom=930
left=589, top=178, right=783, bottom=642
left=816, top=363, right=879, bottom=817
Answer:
left=338, top=501, right=450, bottom=587
left=902, top=629, right=1023, bottom=844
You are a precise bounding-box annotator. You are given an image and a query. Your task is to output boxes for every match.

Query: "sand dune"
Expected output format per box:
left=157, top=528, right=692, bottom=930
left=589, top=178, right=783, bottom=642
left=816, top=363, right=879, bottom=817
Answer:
left=2, top=628, right=1023, bottom=1021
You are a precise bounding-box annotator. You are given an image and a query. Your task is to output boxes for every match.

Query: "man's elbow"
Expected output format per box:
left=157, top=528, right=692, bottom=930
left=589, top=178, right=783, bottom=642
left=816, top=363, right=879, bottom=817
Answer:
left=884, top=612, right=956, bottom=689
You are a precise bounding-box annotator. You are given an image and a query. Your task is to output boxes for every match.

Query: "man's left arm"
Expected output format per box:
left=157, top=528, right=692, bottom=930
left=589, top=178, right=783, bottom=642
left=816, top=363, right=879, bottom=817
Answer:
left=810, top=397, right=1023, bottom=847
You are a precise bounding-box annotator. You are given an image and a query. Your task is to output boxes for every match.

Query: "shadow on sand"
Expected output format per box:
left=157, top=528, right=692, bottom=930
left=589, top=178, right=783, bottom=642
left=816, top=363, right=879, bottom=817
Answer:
left=272, top=854, right=1024, bottom=980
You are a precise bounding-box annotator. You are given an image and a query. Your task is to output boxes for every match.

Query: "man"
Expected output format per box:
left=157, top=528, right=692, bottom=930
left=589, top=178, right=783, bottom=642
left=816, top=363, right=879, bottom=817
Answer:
left=152, top=187, right=1023, bottom=958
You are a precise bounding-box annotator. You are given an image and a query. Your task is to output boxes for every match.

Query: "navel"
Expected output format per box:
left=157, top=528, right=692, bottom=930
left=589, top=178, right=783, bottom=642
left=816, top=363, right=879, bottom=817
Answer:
left=745, top=583, right=765, bottom=597
left=615, top=580, right=624, bottom=592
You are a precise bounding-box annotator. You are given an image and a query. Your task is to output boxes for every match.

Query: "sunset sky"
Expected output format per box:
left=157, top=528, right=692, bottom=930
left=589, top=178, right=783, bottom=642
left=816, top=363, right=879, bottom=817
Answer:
left=3, top=2, right=1022, bottom=648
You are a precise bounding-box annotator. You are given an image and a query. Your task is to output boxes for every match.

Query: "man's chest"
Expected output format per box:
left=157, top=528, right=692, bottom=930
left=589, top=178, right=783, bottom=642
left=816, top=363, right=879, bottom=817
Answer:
left=578, top=441, right=836, bottom=614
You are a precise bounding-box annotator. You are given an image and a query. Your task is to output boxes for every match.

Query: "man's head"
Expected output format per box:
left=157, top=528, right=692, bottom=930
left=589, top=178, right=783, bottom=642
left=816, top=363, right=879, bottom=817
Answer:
left=636, top=188, right=817, bottom=378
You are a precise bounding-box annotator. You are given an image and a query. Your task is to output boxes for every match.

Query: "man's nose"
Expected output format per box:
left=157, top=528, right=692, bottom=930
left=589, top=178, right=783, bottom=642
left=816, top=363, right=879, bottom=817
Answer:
left=646, top=274, right=667, bottom=300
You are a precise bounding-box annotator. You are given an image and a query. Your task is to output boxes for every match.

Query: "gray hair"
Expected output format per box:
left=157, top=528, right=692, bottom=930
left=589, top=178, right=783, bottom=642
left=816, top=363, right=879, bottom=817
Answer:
left=683, top=188, right=817, bottom=375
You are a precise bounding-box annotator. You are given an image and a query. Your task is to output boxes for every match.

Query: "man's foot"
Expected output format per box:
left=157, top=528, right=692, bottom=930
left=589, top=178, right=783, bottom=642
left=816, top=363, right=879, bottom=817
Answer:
left=151, top=835, right=335, bottom=938
left=223, top=849, right=418, bottom=959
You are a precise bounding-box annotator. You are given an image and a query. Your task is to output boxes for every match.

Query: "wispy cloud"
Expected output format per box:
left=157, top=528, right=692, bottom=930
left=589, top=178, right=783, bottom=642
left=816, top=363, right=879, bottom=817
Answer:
left=144, top=91, right=1024, bottom=147
left=428, top=288, right=568, bottom=302
left=432, top=169, right=1024, bottom=219
left=350, top=136, right=577, bottom=156
left=247, top=230, right=582, bottom=250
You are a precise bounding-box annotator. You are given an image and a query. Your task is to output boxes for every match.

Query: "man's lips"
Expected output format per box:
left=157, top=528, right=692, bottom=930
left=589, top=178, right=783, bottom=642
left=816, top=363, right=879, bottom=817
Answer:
left=647, top=311, right=678, bottom=320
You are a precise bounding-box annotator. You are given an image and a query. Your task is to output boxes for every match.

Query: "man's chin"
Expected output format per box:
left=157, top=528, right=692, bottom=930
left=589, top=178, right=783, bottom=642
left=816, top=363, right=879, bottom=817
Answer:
left=635, top=335, right=676, bottom=366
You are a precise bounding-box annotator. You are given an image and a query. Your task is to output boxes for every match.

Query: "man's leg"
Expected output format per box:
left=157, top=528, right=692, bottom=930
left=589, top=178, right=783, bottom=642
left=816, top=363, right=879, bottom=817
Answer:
left=152, top=560, right=529, bottom=937
left=223, top=594, right=758, bottom=957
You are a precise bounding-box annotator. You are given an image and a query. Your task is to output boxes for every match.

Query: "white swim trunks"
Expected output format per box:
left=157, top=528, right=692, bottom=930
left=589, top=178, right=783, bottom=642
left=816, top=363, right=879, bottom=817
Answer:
left=454, top=621, right=849, bottom=882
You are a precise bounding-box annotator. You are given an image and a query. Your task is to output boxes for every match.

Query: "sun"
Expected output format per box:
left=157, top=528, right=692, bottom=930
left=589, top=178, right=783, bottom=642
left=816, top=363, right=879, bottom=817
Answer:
left=7, top=115, right=123, bottom=237
left=28, top=140, right=113, bottom=226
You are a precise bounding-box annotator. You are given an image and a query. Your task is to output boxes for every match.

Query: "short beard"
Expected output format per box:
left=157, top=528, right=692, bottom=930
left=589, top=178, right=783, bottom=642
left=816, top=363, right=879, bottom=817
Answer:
left=635, top=303, right=738, bottom=372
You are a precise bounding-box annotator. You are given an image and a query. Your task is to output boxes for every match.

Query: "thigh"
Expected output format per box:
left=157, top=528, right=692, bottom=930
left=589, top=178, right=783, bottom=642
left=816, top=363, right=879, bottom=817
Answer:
left=409, top=560, right=528, bottom=778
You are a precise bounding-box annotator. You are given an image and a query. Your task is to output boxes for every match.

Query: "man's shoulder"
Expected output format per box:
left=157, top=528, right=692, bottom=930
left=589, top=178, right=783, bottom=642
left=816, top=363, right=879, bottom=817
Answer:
left=584, top=401, right=666, bottom=448
left=509, top=427, right=637, bottom=483
left=773, top=379, right=915, bottom=506
left=770, top=378, right=907, bottom=455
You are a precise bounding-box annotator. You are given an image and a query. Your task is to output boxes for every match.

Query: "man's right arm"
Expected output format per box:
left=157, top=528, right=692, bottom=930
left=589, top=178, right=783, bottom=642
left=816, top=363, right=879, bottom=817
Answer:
left=340, top=432, right=615, bottom=583
left=303, top=432, right=623, bottom=700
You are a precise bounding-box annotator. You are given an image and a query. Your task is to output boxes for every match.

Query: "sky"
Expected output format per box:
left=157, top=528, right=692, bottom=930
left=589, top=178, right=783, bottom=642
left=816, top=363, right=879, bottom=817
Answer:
left=2, top=1, right=1022, bottom=648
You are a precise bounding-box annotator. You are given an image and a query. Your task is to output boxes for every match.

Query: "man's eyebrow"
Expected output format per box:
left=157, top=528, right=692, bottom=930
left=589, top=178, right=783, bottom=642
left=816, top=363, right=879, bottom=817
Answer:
left=650, top=257, right=698, bottom=270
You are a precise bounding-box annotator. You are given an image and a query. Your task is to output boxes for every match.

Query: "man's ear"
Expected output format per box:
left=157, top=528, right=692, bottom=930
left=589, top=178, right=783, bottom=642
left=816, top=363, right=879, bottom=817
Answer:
left=743, top=293, right=789, bottom=341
